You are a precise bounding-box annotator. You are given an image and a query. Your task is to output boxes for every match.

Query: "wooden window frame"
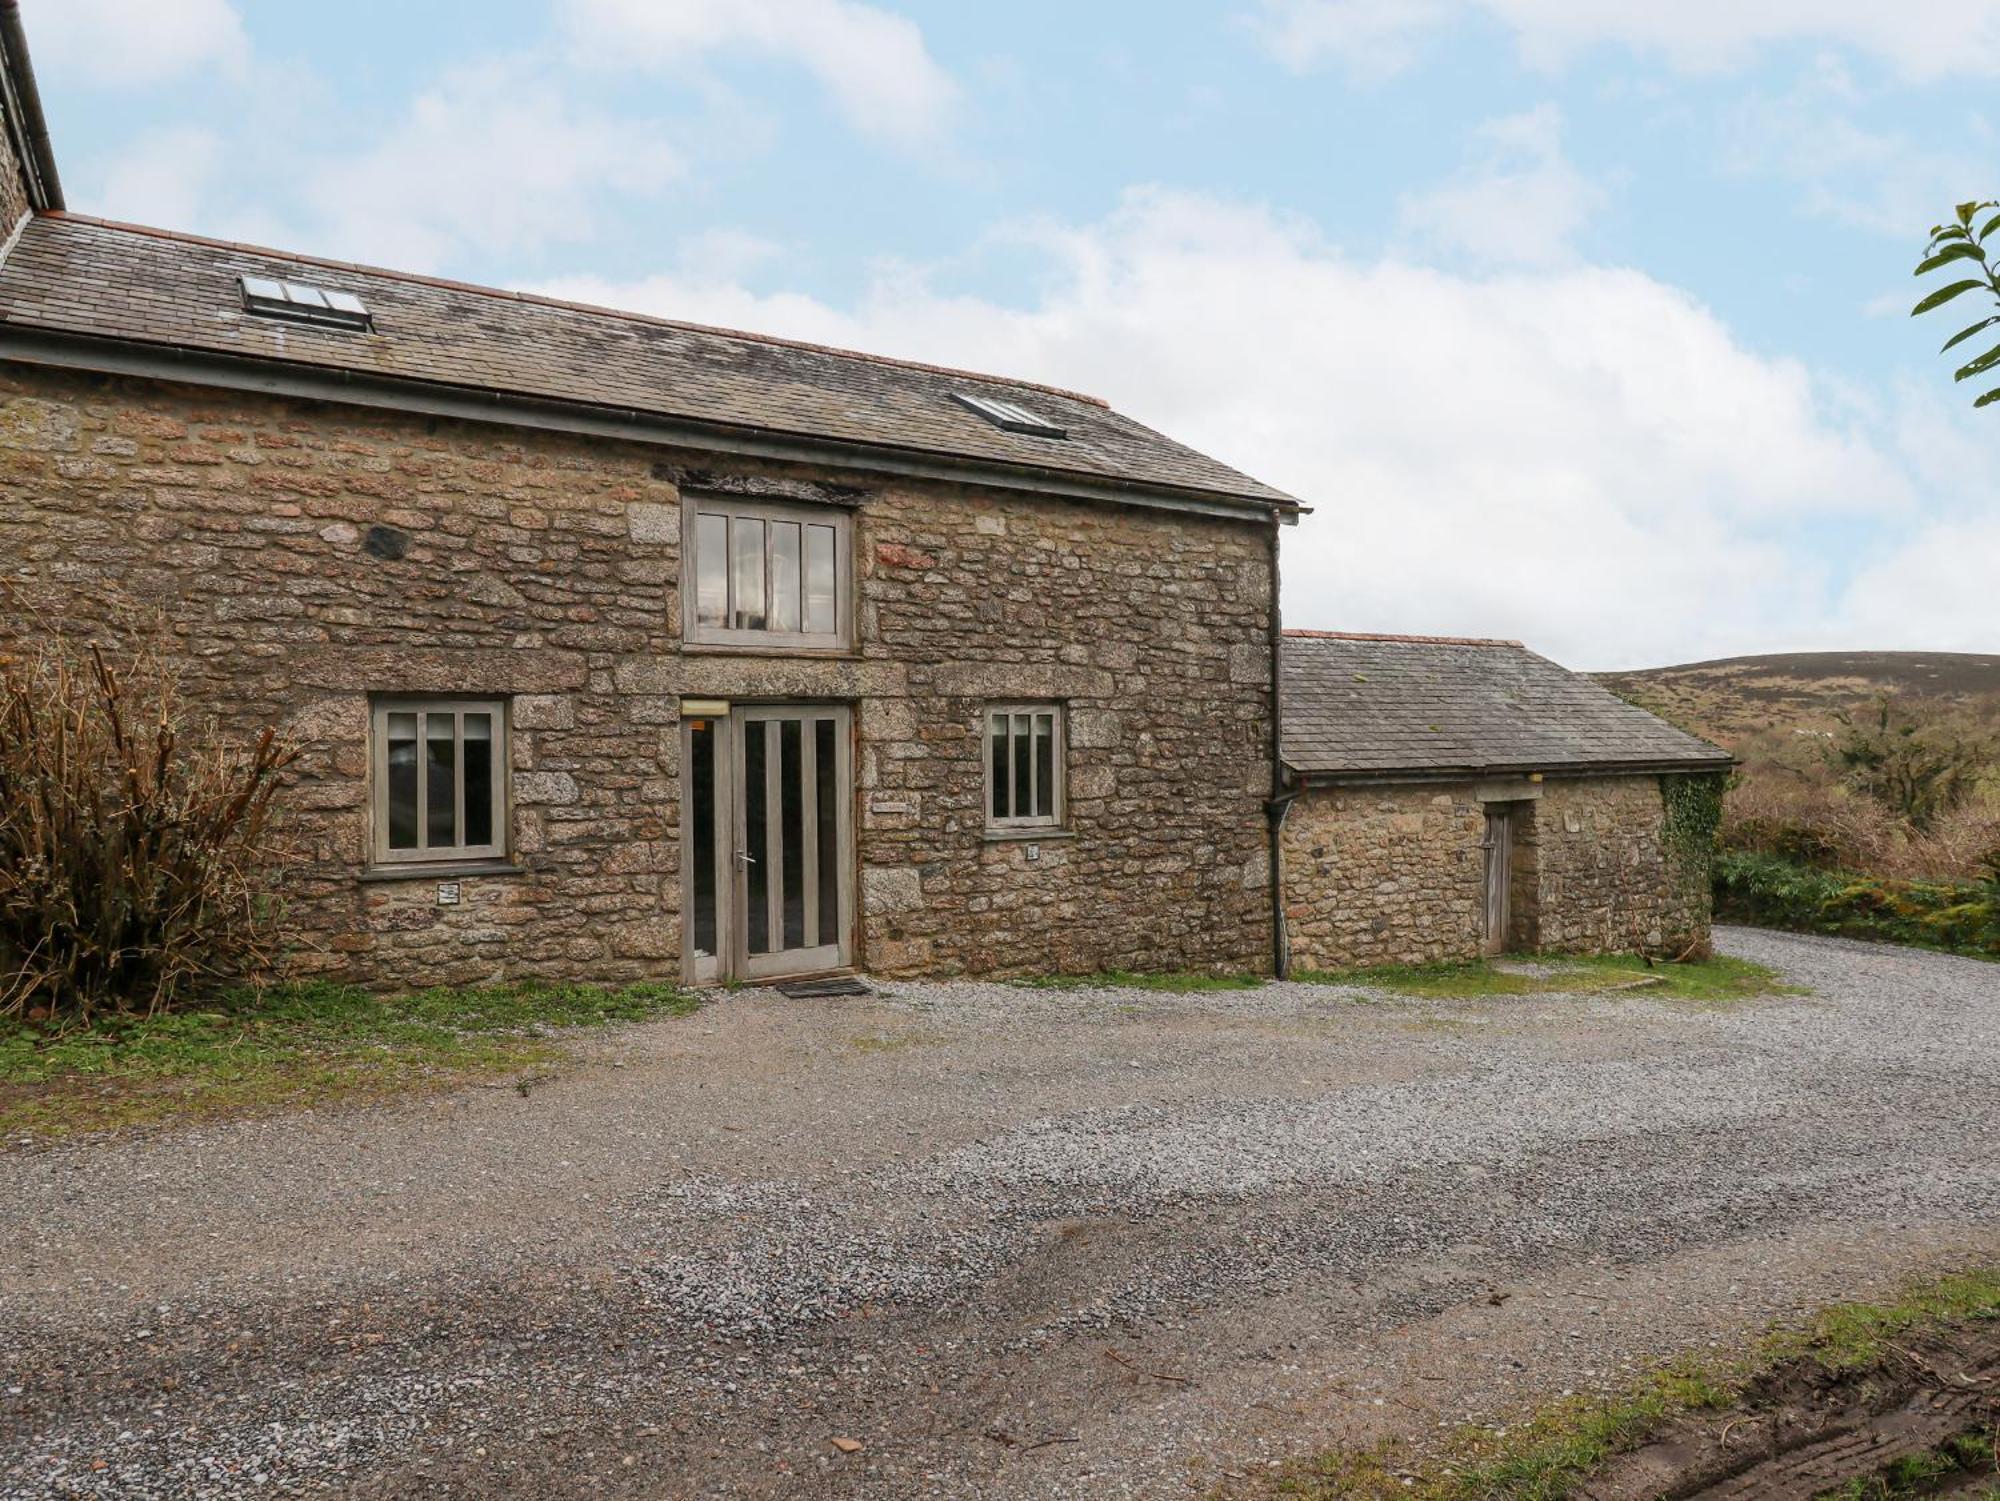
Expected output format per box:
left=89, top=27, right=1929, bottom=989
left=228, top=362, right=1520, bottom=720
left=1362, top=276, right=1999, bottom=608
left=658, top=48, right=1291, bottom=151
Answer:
left=369, top=697, right=511, bottom=867
left=984, top=703, right=1066, bottom=833
left=680, top=493, right=854, bottom=652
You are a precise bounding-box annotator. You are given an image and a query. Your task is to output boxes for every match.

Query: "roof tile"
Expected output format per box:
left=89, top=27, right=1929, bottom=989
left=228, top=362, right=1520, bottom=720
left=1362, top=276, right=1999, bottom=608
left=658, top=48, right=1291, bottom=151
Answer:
left=1281, top=632, right=1730, bottom=777
left=0, top=215, right=1296, bottom=511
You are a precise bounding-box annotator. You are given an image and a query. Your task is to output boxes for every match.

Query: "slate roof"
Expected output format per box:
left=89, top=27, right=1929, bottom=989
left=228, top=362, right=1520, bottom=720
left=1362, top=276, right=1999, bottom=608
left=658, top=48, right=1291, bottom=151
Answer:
left=1281, top=631, right=1732, bottom=779
left=0, top=213, right=1298, bottom=512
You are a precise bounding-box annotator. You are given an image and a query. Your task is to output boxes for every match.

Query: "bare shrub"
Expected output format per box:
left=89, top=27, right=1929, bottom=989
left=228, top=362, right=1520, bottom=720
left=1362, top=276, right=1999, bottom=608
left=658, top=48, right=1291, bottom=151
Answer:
left=1828, top=693, right=1995, bottom=831
left=0, top=596, right=299, bottom=1022
left=1721, top=764, right=2000, bottom=882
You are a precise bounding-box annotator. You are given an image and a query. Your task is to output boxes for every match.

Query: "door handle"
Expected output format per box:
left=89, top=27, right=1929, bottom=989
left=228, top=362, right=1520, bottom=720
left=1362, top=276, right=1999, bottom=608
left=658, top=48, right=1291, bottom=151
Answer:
left=735, top=850, right=757, bottom=866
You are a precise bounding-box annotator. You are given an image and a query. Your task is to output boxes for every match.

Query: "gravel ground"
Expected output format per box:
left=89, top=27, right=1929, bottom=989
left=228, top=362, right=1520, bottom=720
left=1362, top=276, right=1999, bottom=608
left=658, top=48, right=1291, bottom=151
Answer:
left=1, top=926, right=1995, bottom=1499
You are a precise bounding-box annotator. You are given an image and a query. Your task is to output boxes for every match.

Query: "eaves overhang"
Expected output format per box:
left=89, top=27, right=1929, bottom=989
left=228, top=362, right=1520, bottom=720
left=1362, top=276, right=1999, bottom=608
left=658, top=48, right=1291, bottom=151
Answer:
left=1283, top=756, right=1737, bottom=788
left=0, top=325, right=1307, bottom=527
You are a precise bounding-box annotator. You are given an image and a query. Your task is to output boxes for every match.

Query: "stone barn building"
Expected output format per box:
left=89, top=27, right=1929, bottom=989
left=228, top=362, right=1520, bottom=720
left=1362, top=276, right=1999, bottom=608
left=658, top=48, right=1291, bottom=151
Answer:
left=0, top=15, right=1301, bottom=990
left=0, top=12, right=1731, bottom=995
left=1278, top=632, right=1732, bottom=971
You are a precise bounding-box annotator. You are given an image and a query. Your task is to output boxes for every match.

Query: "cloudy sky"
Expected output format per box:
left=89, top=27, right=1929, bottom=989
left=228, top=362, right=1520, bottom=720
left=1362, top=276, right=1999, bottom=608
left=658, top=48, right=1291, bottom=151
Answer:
left=27, top=0, right=2000, bottom=668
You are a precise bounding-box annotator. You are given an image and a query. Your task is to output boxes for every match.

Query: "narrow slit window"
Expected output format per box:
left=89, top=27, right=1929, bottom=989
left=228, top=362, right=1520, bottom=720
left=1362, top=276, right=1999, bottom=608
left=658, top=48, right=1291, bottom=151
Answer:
left=985, top=704, right=1066, bottom=832
left=371, top=699, right=509, bottom=865
left=683, top=495, right=852, bottom=650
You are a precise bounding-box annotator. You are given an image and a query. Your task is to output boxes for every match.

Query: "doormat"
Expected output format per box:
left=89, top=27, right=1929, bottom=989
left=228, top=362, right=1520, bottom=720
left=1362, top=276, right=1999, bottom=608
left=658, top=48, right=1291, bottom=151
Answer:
left=777, top=978, right=873, bottom=999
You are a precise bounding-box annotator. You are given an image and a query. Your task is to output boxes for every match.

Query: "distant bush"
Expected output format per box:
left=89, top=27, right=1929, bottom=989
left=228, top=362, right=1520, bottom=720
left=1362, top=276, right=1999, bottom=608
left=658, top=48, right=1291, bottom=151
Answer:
left=1721, top=766, right=2000, bottom=883
left=0, top=608, right=299, bottom=1023
left=1714, top=851, right=1999, bottom=959
left=1827, top=694, right=1995, bottom=830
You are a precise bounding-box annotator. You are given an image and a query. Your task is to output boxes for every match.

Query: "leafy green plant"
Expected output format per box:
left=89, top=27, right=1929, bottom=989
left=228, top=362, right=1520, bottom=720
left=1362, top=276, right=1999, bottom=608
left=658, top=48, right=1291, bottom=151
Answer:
left=1715, top=851, right=1999, bottom=959
left=1912, top=200, right=2000, bottom=408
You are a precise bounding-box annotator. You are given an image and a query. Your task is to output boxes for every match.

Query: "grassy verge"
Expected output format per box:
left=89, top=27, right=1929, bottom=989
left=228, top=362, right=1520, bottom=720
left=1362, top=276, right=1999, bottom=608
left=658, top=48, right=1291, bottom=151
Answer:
left=0, top=979, right=702, bottom=1141
left=1013, top=970, right=1266, bottom=993
left=1295, top=951, right=1801, bottom=1002
left=1271, top=1266, right=2000, bottom=1501
left=1818, top=1427, right=1998, bottom=1501
left=1716, top=851, right=2000, bottom=960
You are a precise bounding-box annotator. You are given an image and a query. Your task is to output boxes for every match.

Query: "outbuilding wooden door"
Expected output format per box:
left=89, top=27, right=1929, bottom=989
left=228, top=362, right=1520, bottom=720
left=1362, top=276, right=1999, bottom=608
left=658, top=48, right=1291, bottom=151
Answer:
left=682, top=704, right=853, bottom=985
left=1481, top=807, right=1513, bottom=957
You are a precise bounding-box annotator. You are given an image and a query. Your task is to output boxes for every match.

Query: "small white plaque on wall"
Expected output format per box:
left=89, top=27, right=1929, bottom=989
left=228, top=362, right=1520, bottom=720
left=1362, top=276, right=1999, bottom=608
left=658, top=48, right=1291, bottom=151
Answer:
left=436, top=882, right=462, bottom=906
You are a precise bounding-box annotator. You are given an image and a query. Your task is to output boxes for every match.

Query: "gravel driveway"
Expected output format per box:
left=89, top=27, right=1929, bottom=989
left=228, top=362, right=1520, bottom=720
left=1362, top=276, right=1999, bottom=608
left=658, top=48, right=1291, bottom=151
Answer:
left=2, top=927, right=1995, bottom=1499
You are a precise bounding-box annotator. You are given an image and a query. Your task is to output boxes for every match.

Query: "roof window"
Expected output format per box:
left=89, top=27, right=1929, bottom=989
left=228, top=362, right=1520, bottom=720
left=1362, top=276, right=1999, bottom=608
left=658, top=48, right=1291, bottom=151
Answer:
left=240, top=275, right=372, bottom=331
left=951, top=391, right=1066, bottom=439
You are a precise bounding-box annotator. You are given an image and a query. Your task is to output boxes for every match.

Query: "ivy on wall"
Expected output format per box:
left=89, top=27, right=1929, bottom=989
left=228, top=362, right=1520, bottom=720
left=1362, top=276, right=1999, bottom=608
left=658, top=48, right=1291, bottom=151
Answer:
left=1661, top=770, right=1728, bottom=896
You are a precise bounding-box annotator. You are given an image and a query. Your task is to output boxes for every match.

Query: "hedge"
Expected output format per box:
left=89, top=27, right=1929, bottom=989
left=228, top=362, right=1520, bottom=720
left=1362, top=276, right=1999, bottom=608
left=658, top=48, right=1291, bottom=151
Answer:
left=1714, top=851, right=2000, bottom=959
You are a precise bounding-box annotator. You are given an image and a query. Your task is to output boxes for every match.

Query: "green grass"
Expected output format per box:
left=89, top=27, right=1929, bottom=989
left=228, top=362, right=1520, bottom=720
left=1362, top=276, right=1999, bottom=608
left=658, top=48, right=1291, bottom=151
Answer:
left=1270, top=1267, right=2000, bottom=1501
left=1766, top=1265, right=2000, bottom=1370
left=1013, top=969, right=1266, bottom=993
left=1294, top=952, right=1801, bottom=1003
left=0, top=979, right=702, bottom=1141
left=1816, top=1427, right=1997, bottom=1501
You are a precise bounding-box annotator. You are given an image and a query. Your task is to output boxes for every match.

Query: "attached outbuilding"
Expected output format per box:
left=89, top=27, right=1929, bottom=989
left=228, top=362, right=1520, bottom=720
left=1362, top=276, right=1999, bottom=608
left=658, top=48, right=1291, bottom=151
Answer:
left=1278, top=631, right=1733, bottom=972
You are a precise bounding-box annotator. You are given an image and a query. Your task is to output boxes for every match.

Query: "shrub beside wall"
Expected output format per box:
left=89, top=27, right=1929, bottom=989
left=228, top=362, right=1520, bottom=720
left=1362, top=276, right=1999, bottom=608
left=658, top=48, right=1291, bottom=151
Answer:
left=1714, top=850, right=1999, bottom=959
left=0, top=609, right=299, bottom=1023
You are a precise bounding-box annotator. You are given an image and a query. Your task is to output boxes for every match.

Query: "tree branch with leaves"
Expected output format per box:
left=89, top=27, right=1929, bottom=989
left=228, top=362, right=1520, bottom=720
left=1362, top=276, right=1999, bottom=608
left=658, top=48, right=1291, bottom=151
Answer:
left=1911, top=199, right=2000, bottom=409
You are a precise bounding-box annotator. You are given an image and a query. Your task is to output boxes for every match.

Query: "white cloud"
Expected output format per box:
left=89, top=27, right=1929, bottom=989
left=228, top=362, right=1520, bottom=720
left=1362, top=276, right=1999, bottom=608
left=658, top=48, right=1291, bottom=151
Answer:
left=559, top=0, right=957, bottom=148
left=1398, top=104, right=1603, bottom=266
left=1247, top=0, right=1456, bottom=81
left=1721, top=63, right=1997, bottom=237
left=91, top=126, right=223, bottom=229
left=304, top=62, right=680, bottom=272
left=1250, top=0, right=2000, bottom=79
left=1841, top=513, right=2000, bottom=650
left=29, top=0, right=247, bottom=85
left=536, top=189, right=1956, bottom=669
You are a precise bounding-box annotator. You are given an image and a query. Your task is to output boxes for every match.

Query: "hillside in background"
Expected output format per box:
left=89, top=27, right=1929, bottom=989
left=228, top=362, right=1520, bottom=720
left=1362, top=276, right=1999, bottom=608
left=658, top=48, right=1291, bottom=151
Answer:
left=1594, top=651, right=2000, bottom=747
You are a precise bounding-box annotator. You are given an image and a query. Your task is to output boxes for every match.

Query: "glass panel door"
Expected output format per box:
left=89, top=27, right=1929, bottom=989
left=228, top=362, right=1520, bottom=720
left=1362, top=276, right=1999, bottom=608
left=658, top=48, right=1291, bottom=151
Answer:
left=682, top=714, right=732, bottom=986
left=734, top=705, right=851, bottom=981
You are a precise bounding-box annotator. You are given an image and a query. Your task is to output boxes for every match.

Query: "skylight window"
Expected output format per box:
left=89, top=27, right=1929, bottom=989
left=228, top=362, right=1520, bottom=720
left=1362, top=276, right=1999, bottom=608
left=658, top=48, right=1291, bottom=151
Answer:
left=240, top=275, right=372, bottom=331
left=951, top=391, right=1067, bottom=439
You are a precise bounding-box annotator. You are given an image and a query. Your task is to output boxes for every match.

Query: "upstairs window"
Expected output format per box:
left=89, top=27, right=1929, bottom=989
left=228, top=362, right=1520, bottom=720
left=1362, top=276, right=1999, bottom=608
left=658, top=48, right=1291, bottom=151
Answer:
left=371, top=699, right=508, bottom=865
left=683, top=496, right=852, bottom=651
left=241, top=275, right=372, bottom=331
left=986, top=705, right=1065, bottom=832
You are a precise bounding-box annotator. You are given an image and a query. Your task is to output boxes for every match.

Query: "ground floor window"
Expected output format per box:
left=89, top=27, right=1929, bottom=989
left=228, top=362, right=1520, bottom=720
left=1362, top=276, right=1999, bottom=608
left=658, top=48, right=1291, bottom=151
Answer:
left=371, top=698, right=509, bottom=865
left=986, top=704, right=1064, bottom=831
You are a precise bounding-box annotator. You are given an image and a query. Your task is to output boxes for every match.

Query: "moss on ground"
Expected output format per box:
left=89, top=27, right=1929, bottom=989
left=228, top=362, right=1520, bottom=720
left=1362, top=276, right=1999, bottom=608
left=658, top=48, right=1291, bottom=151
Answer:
left=1269, top=1267, right=2000, bottom=1501
left=0, top=979, right=702, bottom=1141
left=1295, top=952, right=1802, bottom=1003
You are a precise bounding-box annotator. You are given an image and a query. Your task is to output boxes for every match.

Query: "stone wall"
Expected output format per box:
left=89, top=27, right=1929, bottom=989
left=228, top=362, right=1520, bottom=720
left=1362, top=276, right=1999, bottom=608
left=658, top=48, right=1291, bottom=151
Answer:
left=1279, top=783, right=1486, bottom=970
left=0, top=364, right=1277, bottom=987
left=1280, top=774, right=1711, bottom=970
left=0, top=78, right=33, bottom=242
left=1531, top=775, right=1711, bottom=957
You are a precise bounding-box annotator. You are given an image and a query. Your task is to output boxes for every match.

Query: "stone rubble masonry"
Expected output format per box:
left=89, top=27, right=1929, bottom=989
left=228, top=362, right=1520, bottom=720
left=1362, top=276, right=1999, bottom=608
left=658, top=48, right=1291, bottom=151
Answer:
left=1281, top=783, right=1486, bottom=970
left=0, top=365, right=1276, bottom=987
left=0, top=101, right=30, bottom=244
left=1529, top=775, right=1712, bottom=958
left=1280, top=774, right=1711, bottom=971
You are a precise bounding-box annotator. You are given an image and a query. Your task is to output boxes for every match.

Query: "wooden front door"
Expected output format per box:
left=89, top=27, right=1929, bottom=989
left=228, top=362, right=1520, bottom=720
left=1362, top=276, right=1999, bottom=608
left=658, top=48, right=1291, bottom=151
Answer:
left=1481, top=806, right=1512, bottom=957
left=682, top=705, right=854, bottom=985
